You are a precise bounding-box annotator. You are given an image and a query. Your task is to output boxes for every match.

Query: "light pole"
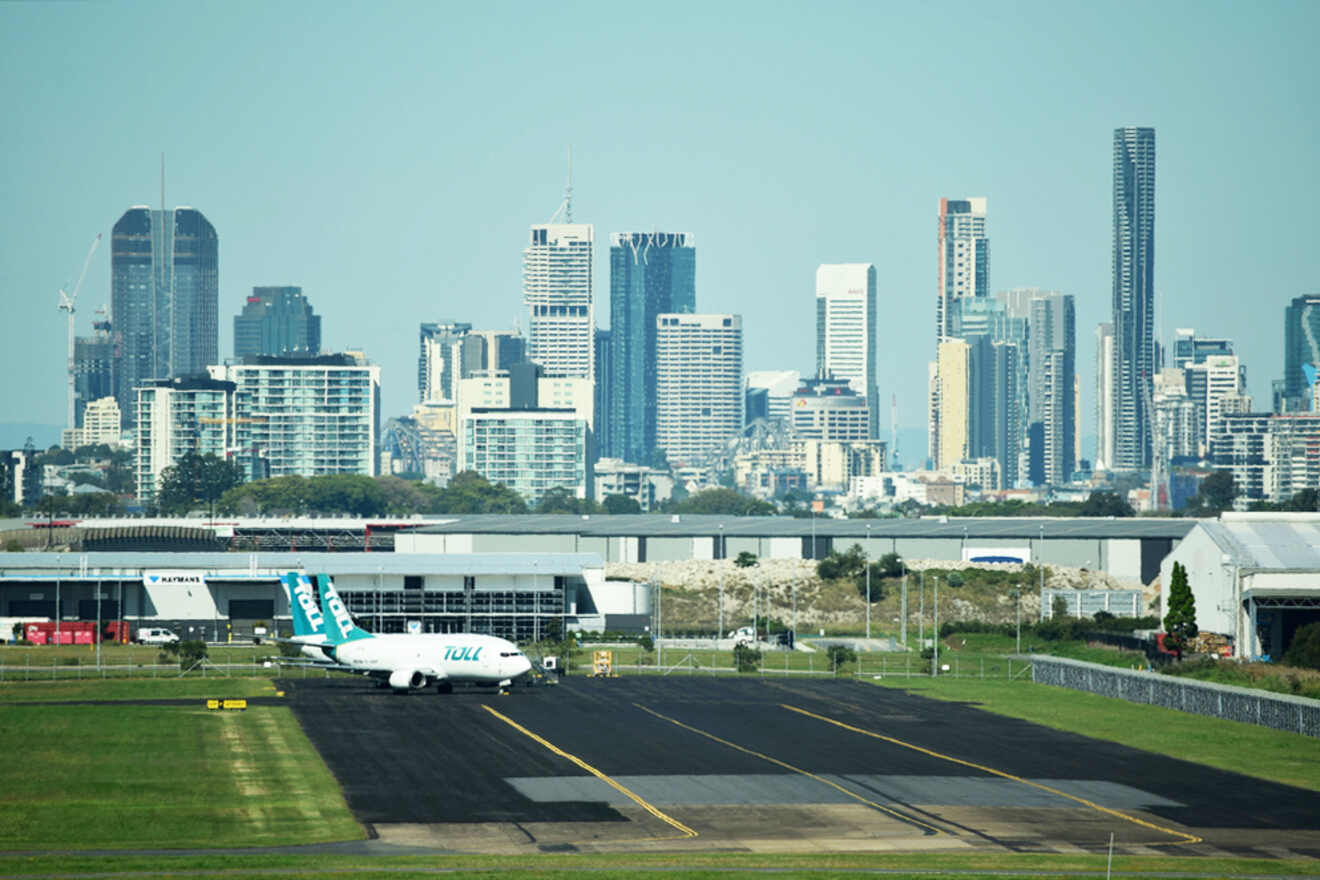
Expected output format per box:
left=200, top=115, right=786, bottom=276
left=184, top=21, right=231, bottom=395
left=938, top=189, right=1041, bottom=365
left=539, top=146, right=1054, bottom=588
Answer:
left=865, top=523, right=872, bottom=640
left=717, top=524, right=725, bottom=640
left=1038, top=523, right=1045, bottom=600
left=900, top=564, right=908, bottom=648
left=918, top=570, right=925, bottom=651
left=1011, top=586, right=1021, bottom=653
left=931, top=575, right=939, bottom=677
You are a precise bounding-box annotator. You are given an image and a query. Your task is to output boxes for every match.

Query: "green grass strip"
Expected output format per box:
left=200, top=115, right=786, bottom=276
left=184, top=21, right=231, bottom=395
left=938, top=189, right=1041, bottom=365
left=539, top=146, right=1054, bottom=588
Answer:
left=868, top=677, right=1320, bottom=790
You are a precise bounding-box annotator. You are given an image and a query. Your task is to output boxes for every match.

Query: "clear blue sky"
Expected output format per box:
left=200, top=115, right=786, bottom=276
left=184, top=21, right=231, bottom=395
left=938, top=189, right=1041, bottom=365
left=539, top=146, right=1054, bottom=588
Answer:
left=2, top=0, right=1315, bottom=457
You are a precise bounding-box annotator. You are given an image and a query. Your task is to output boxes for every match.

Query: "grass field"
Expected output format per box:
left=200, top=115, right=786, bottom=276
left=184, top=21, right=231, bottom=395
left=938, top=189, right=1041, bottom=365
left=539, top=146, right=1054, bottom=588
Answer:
left=0, top=678, right=362, bottom=850
left=0, top=677, right=1316, bottom=877
left=0, top=850, right=1315, bottom=879
left=870, top=676, right=1320, bottom=791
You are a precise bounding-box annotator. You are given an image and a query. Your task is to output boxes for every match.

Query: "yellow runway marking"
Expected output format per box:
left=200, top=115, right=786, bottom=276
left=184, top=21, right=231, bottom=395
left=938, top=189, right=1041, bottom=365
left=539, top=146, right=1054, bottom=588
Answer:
left=633, top=703, right=941, bottom=836
left=480, top=704, right=697, bottom=841
left=781, top=703, right=1202, bottom=846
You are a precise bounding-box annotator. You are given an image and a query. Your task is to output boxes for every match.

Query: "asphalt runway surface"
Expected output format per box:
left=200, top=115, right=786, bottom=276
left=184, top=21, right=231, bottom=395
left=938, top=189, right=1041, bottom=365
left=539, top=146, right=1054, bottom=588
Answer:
left=281, top=675, right=1320, bottom=857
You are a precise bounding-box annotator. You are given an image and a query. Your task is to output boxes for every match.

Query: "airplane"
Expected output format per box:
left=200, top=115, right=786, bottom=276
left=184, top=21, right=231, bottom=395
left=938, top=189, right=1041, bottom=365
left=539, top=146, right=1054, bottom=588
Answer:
left=278, top=572, right=334, bottom=662
left=294, top=573, right=533, bottom=694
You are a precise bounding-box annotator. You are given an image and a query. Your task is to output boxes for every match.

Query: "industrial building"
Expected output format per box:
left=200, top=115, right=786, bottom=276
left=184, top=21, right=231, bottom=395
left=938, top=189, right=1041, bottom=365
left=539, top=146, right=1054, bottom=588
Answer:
left=1160, top=513, right=1320, bottom=660
left=400, top=514, right=1194, bottom=586
left=0, top=551, right=633, bottom=644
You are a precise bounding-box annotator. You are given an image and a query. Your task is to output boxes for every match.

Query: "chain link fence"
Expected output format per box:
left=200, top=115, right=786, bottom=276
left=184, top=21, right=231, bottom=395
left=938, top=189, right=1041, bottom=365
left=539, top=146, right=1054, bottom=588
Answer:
left=1030, top=655, right=1320, bottom=737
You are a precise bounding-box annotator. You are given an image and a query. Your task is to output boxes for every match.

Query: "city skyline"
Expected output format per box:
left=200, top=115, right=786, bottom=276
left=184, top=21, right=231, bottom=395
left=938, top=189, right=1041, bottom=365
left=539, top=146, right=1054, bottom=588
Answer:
left=1, top=2, right=1315, bottom=455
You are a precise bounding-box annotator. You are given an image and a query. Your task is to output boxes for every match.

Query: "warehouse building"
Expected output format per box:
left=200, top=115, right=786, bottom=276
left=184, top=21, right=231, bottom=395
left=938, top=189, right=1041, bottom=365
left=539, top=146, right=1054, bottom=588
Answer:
left=0, top=551, right=630, bottom=644
left=1160, top=513, right=1320, bottom=660
left=400, top=515, right=1194, bottom=587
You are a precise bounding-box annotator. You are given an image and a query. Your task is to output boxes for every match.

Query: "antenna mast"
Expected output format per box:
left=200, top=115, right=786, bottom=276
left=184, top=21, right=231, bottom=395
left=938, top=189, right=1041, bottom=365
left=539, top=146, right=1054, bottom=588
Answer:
left=548, top=146, right=574, bottom=223
left=891, top=393, right=900, bottom=470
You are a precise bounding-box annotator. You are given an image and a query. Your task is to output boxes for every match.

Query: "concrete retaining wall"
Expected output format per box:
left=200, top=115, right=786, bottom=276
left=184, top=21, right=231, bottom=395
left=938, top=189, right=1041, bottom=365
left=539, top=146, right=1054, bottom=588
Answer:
left=1030, top=655, right=1320, bottom=738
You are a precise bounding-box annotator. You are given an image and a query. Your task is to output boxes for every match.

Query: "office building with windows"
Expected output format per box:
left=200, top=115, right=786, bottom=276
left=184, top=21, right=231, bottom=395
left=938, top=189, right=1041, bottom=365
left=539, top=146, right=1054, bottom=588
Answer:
left=936, top=198, right=989, bottom=342
left=1027, top=292, right=1076, bottom=485
left=790, top=376, right=870, bottom=442
left=655, top=314, right=743, bottom=465
left=134, top=376, right=237, bottom=502
left=461, top=409, right=588, bottom=505
left=524, top=223, right=594, bottom=379
left=234, top=286, right=321, bottom=358
left=1110, top=127, right=1156, bottom=471
left=816, top=263, right=878, bottom=438
left=607, top=231, right=695, bottom=463
left=112, top=207, right=218, bottom=427
left=208, top=354, right=380, bottom=480
left=1283, top=294, right=1320, bottom=409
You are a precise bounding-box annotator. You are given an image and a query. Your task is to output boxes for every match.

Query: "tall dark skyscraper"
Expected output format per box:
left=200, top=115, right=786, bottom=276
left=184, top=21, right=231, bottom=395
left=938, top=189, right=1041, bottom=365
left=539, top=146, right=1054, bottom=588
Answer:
left=111, top=207, right=218, bottom=426
left=1028, top=292, right=1076, bottom=485
left=1110, top=127, right=1156, bottom=472
left=1283, top=294, right=1320, bottom=407
left=607, top=231, right=695, bottom=463
left=234, top=286, right=321, bottom=358
left=73, top=313, right=115, bottom=427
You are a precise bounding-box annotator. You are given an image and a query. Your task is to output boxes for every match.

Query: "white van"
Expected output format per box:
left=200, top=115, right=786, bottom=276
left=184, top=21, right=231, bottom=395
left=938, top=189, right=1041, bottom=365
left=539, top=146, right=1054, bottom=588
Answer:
left=137, top=627, right=179, bottom=645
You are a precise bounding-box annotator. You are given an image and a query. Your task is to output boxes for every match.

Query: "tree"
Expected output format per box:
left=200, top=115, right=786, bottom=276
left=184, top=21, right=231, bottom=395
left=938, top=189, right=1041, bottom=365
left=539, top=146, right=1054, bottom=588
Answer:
left=826, top=643, right=857, bottom=672
left=602, top=493, right=641, bottom=515
left=817, top=543, right=866, bottom=581
left=672, top=487, right=775, bottom=516
left=1163, top=561, right=1198, bottom=660
left=157, top=452, right=243, bottom=516
left=734, top=551, right=758, bottom=568
left=854, top=562, right=887, bottom=601
left=433, top=471, right=529, bottom=514
left=945, top=571, right=965, bottom=588
left=1079, top=490, right=1135, bottom=517
left=733, top=642, right=761, bottom=672
left=1187, top=470, right=1237, bottom=515
left=535, top=487, right=602, bottom=515
left=876, top=552, right=904, bottom=579
left=1283, top=622, right=1320, bottom=670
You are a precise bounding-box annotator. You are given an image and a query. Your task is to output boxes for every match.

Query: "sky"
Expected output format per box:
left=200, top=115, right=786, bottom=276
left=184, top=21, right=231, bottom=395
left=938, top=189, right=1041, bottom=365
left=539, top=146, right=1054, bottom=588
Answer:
left=1, top=0, right=1316, bottom=458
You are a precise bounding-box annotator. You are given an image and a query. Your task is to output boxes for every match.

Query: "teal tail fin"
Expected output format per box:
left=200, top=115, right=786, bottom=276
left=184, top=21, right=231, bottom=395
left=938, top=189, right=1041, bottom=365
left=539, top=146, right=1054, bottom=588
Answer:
left=282, top=572, right=326, bottom=639
left=317, top=574, right=373, bottom=644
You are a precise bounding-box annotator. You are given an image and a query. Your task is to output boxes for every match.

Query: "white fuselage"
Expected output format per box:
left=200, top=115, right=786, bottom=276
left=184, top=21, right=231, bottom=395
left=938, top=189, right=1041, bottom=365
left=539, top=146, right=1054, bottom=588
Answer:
left=329, top=633, right=531, bottom=686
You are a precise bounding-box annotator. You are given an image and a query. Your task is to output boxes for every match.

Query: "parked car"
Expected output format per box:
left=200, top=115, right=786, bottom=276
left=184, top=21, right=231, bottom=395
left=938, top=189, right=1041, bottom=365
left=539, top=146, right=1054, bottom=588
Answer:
left=137, top=627, right=179, bottom=645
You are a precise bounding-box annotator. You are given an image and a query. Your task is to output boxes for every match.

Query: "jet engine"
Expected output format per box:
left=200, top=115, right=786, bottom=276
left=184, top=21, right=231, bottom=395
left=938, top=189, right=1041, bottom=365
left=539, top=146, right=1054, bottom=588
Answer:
left=388, top=669, right=427, bottom=692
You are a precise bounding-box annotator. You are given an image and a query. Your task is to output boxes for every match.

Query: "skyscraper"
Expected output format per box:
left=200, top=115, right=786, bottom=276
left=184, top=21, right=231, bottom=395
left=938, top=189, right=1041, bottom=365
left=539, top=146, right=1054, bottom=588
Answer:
left=417, top=322, right=473, bottom=403
left=955, top=298, right=1021, bottom=487
left=931, top=198, right=989, bottom=465
left=234, top=286, right=321, bottom=358
left=655, top=314, right=743, bottom=466
left=1110, top=127, right=1156, bottom=471
left=1172, top=328, right=1233, bottom=370
left=1096, top=322, right=1115, bottom=470
left=72, top=313, right=115, bottom=428
left=112, top=207, right=218, bottom=427
left=936, top=198, right=989, bottom=342
left=935, top=338, right=970, bottom=469
left=816, top=263, right=878, bottom=438
left=607, top=231, right=695, bottom=463
left=1027, top=292, right=1076, bottom=485
left=1283, top=294, right=1320, bottom=408
left=524, top=223, right=594, bottom=380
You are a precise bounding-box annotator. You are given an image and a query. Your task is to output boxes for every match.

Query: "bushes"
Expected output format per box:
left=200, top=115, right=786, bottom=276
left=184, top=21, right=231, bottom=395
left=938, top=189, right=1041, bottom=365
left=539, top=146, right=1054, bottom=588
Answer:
left=826, top=644, right=857, bottom=671
left=939, top=615, right=1159, bottom=643
left=733, top=643, right=761, bottom=672
left=1283, top=622, right=1320, bottom=670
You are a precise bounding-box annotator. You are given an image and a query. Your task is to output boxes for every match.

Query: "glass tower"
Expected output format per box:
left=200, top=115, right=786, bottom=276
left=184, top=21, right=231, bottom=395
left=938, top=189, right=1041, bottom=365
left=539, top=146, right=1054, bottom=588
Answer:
left=607, top=231, right=695, bottom=463
left=234, top=286, right=321, bottom=359
left=1111, top=127, right=1156, bottom=471
left=111, top=207, right=218, bottom=427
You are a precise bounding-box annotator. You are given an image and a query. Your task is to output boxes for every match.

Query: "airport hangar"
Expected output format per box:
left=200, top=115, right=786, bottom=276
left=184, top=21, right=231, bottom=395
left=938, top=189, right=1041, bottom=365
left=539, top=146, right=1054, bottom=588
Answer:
left=399, top=514, right=1196, bottom=587
left=0, top=551, right=649, bottom=643
left=0, top=514, right=1195, bottom=643
left=1162, top=512, right=1320, bottom=660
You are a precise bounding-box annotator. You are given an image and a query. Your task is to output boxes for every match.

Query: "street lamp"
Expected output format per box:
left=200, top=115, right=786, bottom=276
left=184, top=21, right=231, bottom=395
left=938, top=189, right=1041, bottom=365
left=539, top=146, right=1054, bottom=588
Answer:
left=1010, top=586, right=1022, bottom=653
left=718, top=524, right=725, bottom=640
left=931, top=575, right=939, bottom=677
left=865, top=523, right=872, bottom=640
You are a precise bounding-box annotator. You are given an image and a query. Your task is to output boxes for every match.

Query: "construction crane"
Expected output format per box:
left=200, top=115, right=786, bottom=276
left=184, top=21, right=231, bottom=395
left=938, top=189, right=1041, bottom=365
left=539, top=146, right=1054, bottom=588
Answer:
left=57, top=233, right=103, bottom=432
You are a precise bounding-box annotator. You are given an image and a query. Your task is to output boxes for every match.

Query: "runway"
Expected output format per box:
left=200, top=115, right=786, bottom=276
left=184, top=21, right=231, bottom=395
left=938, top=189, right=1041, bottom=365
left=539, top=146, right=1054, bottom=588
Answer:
left=280, top=675, right=1320, bottom=857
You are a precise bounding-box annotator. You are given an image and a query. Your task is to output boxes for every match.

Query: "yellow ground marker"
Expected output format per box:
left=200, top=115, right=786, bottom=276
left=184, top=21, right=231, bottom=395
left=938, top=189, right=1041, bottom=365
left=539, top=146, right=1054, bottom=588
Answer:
left=480, top=705, right=697, bottom=841
left=781, top=703, right=1202, bottom=846
left=633, top=703, right=941, bottom=836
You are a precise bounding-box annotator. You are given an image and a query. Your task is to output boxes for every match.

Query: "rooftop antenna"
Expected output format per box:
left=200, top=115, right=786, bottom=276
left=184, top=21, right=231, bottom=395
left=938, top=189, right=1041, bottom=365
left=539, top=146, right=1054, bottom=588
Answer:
left=548, top=146, right=573, bottom=223
left=160, top=151, right=165, bottom=214
left=891, top=392, right=900, bottom=470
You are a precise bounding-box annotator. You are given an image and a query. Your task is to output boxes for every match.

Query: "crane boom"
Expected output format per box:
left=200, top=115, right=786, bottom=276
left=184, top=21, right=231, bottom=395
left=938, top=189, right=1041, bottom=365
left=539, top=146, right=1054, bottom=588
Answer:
left=60, top=233, right=103, bottom=435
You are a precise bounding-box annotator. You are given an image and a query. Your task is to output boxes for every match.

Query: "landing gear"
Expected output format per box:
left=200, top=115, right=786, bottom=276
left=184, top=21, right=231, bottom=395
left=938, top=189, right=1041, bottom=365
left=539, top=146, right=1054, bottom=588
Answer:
left=435, top=681, right=453, bottom=694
